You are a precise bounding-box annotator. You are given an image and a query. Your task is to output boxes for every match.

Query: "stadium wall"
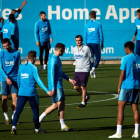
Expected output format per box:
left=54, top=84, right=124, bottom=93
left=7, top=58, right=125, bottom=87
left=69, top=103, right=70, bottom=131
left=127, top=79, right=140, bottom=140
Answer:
left=0, top=0, right=139, bottom=60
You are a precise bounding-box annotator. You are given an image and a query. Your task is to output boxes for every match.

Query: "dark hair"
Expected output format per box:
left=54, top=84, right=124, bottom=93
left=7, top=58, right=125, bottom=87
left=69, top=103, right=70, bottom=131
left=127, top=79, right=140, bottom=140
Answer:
left=9, top=14, right=15, bottom=22
left=137, top=9, right=140, bottom=13
left=1, top=38, right=10, bottom=44
left=40, top=11, right=46, bottom=16
left=90, top=10, right=96, bottom=19
left=55, top=43, right=65, bottom=50
left=28, top=51, right=37, bottom=60
left=75, top=35, right=83, bottom=41
left=124, top=41, right=134, bottom=51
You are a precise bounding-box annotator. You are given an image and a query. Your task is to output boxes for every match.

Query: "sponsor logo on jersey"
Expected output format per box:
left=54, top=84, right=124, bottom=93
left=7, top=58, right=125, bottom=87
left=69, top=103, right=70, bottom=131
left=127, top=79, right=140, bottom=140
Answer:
left=21, top=73, right=29, bottom=79
left=88, top=28, right=95, bottom=32
left=136, top=25, right=140, bottom=29
left=42, top=27, right=48, bottom=32
left=75, top=54, right=83, bottom=59
left=5, top=61, right=14, bottom=66
left=3, top=28, right=8, bottom=33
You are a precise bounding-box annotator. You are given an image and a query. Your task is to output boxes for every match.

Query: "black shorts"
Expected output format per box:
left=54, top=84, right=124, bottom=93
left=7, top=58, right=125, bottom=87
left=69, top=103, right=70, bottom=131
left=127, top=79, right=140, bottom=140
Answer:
left=74, top=72, right=89, bottom=87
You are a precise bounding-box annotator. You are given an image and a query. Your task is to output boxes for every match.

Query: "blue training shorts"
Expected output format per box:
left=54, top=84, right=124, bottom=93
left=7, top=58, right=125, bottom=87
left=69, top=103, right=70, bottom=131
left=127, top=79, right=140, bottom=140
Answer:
left=118, top=89, right=139, bottom=103
left=0, top=81, right=18, bottom=95
left=51, top=88, right=65, bottom=103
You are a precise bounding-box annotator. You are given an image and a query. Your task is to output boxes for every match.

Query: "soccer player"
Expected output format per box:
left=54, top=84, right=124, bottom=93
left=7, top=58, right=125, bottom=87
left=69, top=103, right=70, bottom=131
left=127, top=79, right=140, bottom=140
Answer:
left=133, top=9, right=140, bottom=56
left=1, top=14, right=17, bottom=49
left=35, top=11, right=53, bottom=70
left=8, top=0, right=27, bottom=50
left=108, top=41, right=140, bottom=138
left=11, top=51, right=53, bottom=135
left=0, top=38, right=20, bottom=124
left=39, top=43, right=76, bottom=131
left=73, top=35, right=93, bottom=108
left=84, top=10, right=104, bottom=78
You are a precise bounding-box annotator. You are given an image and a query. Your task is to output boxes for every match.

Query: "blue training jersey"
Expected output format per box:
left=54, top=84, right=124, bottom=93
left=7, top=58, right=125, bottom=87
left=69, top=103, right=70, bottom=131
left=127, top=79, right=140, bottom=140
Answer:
left=0, top=49, right=20, bottom=81
left=48, top=54, right=69, bottom=90
left=120, top=53, right=140, bottom=89
left=0, top=22, right=3, bottom=31
left=2, top=22, right=15, bottom=47
left=35, top=19, right=52, bottom=43
left=84, top=20, right=104, bottom=45
left=135, top=17, right=140, bottom=41
left=7, top=12, right=19, bottom=40
left=18, top=62, right=49, bottom=96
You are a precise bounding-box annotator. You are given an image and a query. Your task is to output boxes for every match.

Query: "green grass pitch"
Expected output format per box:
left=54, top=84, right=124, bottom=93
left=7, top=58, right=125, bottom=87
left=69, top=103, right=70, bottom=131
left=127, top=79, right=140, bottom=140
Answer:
left=0, top=64, right=139, bottom=140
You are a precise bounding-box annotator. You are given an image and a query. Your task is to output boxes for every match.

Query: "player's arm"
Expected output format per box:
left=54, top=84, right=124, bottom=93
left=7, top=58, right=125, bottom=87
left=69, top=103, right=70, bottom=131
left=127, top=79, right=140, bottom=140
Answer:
left=99, top=24, right=104, bottom=50
left=11, top=25, right=18, bottom=49
left=17, top=67, right=21, bottom=88
left=118, top=70, right=125, bottom=94
left=14, top=1, right=27, bottom=18
left=49, top=59, right=56, bottom=90
left=118, top=58, right=126, bottom=94
left=133, top=28, right=137, bottom=43
left=63, top=72, right=76, bottom=86
left=17, top=52, right=21, bottom=68
left=34, top=22, right=40, bottom=46
left=33, top=67, right=53, bottom=96
left=48, top=20, right=53, bottom=43
left=0, top=54, right=12, bottom=85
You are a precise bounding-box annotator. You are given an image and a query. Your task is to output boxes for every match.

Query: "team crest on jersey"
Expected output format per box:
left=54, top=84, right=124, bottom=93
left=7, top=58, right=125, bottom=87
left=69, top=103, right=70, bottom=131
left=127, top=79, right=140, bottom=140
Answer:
left=82, top=50, right=85, bottom=53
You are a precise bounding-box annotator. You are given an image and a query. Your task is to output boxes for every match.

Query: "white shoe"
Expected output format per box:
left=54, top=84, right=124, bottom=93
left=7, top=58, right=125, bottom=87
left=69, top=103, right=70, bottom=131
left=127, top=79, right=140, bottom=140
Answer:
left=108, top=134, right=122, bottom=138
left=132, top=133, right=139, bottom=138
left=43, top=64, right=47, bottom=70
left=90, top=69, right=96, bottom=78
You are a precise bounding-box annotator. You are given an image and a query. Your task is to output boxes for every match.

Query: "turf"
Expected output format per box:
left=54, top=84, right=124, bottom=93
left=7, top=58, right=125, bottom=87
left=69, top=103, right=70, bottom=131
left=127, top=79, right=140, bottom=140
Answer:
left=0, top=64, right=138, bottom=140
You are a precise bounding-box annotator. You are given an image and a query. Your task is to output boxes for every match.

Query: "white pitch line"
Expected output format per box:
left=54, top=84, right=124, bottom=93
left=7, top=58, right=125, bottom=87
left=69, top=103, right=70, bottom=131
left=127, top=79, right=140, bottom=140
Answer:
left=1, top=89, right=118, bottom=110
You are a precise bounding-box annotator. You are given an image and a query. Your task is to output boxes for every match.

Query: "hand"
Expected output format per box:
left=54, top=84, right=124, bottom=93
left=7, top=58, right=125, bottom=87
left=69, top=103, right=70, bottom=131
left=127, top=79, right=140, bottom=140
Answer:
left=36, top=42, right=40, bottom=46
left=118, top=88, right=120, bottom=95
left=50, top=38, right=53, bottom=44
left=133, top=35, right=136, bottom=43
left=47, top=91, right=54, bottom=96
left=101, top=44, right=104, bottom=50
left=22, top=0, right=27, bottom=6
left=69, top=79, right=76, bottom=86
left=6, top=78, right=12, bottom=85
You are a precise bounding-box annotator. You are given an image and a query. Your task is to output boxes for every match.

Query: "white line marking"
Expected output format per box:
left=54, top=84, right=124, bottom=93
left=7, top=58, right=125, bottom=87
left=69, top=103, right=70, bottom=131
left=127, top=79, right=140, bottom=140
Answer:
left=1, top=89, right=118, bottom=110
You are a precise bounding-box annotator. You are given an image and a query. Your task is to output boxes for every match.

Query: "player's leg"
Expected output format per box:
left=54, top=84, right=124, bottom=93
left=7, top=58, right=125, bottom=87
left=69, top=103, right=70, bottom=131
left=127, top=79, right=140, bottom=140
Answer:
left=39, top=43, right=44, bottom=70
left=131, top=89, right=139, bottom=138
left=57, top=100, right=72, bottom=131
left=39, top=103, right=58, bottom=123
left=108, top=101, right=125, bottom=138
left=90, top=44, right=100, bottom=78
left=28, top=96, right=44, bottom=133
left=44, top=42, right=50, bottom=70
left=1, top=81, right=10, bottom=124
left=131, top=103, right=139, bottom=138
left=11, top=96, right=27, bottom=135
left=77, top=72, right=90, bottom=108
left=11, top=81, right=18, bottom=122
left=135, top=40, right=140, bottom=56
